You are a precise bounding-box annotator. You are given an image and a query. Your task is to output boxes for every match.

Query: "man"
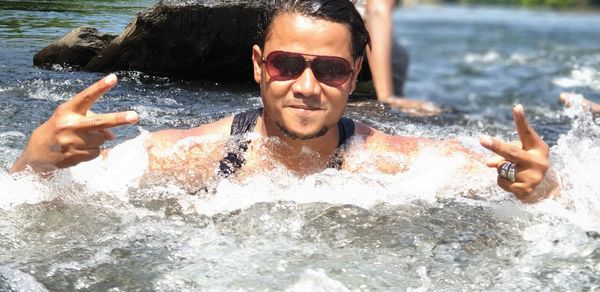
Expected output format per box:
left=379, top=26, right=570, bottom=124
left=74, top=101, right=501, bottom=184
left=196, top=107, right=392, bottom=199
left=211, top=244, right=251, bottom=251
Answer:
left=10, top=0, right=557, bottom=203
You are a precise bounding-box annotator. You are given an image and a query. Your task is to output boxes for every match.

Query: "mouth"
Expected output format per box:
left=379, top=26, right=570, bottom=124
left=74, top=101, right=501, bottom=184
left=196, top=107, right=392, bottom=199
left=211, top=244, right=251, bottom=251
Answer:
left=286, top=104, right=323, bottom=111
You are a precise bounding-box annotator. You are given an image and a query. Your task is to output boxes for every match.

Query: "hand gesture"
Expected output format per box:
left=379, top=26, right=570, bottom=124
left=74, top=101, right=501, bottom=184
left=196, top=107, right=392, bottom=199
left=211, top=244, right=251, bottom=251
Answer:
left=479, top=104, right=551, bottom=203
left=10, top=74, right=139, bottom=174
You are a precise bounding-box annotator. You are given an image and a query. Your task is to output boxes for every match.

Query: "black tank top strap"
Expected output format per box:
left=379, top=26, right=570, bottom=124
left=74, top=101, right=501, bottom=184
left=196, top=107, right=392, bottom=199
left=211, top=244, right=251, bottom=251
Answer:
left=229, top=108, right=262, bottom=136
left=217, top=108, right=262, bottom=177
left=328, top=117, right=356, bottom=170
left=336, top=116, right=355, bottom=147
left=218, top=108, right=355, bottom=176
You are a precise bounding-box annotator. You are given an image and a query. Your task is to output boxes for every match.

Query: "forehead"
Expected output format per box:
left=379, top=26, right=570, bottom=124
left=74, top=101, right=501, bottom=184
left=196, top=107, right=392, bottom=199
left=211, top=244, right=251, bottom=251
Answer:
left=264, top=13, right=353, bottom=59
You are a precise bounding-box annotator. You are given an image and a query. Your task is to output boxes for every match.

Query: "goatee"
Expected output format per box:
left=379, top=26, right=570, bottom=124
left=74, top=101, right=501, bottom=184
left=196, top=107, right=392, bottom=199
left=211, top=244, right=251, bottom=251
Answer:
left=274, top=120, right=334, bottom=140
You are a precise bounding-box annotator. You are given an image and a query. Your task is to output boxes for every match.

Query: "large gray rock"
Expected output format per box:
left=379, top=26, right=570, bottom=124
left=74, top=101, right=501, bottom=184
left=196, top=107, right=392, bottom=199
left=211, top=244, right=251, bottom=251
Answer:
left=35, top=0, right=265, bottom=82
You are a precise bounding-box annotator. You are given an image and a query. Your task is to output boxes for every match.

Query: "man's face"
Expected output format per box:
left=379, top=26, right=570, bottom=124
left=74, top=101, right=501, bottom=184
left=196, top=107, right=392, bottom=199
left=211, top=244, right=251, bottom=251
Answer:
left=252, top=13, right=362, bottom=140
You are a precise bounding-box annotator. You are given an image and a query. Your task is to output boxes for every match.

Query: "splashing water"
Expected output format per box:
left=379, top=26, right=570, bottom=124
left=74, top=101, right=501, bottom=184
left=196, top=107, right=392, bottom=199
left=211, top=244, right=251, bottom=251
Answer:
left=2, top=3, right=600, bottom=291
left=1, top=104, right=599, bottom=290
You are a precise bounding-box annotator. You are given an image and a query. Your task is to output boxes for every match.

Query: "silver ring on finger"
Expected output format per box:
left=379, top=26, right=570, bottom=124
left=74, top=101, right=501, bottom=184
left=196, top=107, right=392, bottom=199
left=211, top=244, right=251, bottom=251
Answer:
left=499, top=161, right=517, bottom=182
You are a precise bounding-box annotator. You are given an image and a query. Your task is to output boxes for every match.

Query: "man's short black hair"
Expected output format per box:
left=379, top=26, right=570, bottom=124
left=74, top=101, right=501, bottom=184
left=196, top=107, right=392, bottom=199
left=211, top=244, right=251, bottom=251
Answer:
left=257, top=0, right=371, bottom=59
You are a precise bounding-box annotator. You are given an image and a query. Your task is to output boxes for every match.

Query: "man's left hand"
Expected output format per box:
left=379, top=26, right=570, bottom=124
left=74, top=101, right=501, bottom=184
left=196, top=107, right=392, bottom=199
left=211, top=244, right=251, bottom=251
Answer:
left=479, top=104, right=551, bottom=203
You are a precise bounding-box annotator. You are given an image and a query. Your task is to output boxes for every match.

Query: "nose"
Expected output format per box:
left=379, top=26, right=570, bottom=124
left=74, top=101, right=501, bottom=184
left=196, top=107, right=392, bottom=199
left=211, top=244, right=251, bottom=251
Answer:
left=291, top=67, right=321, bottom=99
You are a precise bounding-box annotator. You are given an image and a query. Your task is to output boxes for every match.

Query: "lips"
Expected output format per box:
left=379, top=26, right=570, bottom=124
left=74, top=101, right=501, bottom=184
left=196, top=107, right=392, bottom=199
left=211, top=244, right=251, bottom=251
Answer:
left=287, top=104, right=322, bottom=111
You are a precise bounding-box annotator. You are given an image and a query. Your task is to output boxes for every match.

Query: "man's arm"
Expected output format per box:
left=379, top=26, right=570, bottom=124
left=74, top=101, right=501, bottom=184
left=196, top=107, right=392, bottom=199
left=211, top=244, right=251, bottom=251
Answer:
left=357, top=105, right=558, bottom=203
left=10, top=74, right=139, bottom=174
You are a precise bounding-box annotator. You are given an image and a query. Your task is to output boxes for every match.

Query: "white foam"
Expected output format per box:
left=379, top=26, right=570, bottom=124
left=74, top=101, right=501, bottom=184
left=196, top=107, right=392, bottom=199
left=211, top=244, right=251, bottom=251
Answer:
left=24, top=79, right=75, bottom=101
left=3, top=109, right=599, bottom=230
left=68, top=128, right=151, bottom=202
left=0, top=266, right=49, bottom=292
left=0, top=171, right=54, bottom=210
left=553, top=67, right=600, bottom=90
left=187, top=143, right=495, bottom=216
left=546, top=116, right=600, bottom=229
left=285, top=269, right=351, bottom=292
left=464, top=51, right=501, bottom=64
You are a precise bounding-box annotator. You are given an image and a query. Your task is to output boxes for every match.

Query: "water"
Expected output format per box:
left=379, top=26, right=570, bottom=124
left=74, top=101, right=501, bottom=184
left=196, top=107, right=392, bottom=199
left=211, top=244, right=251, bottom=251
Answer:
left=1, top=1, right=600, bottom=290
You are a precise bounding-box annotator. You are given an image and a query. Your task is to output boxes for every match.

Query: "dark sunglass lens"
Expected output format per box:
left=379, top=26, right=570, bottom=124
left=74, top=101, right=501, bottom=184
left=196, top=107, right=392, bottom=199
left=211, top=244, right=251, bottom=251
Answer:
left=312, top=57, right=351, bottom=86
left=267, top=52, right=305, bottom=80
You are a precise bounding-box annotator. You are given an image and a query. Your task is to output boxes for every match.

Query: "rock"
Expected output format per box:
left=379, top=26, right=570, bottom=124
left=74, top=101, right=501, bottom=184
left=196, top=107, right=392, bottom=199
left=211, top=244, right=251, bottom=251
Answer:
left=586, top=231, right=600, bottom=240
left=33, top=27, right=117, bottom=69
left=35, top=0, right=266, bottom=82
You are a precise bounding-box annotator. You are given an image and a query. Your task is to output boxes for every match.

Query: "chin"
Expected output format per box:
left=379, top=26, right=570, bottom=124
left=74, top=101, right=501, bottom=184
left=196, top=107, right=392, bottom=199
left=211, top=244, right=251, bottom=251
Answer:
left=275, top=121, right=331, bottom=140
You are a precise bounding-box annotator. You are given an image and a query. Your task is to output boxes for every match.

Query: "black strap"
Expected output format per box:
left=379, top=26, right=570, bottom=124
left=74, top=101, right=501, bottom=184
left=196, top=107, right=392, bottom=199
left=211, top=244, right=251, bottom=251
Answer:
left=328, top=116, right=355, bottom=169
left=217, top=108, right=355, bottom=177
left=217, top=108, right=262, bottom=177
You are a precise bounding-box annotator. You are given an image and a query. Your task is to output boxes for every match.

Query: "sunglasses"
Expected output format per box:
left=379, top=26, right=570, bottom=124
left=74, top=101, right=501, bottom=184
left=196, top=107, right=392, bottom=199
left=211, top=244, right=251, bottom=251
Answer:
left=262, top=51, right=355, bottom=87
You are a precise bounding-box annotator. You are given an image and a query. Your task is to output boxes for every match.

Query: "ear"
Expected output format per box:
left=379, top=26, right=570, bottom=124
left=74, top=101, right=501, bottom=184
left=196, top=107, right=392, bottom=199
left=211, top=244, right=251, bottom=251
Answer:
left=349, top=56, right=363, bottom=94
left=252, top=45, right=263, bottom=84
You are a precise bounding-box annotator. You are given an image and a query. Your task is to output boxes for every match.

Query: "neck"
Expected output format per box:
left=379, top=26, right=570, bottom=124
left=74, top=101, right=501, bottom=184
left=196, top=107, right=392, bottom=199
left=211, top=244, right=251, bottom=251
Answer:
left=257, top=112, right=340, bottom=173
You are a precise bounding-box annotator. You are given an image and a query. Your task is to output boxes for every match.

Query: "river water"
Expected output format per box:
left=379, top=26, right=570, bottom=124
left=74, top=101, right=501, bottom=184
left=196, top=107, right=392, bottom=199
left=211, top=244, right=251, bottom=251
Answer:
left=1, top=1, right=600, bottom=291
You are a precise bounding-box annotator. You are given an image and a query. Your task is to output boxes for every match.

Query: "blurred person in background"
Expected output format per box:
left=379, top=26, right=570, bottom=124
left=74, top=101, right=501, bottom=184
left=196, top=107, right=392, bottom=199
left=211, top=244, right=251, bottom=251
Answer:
left=354, top=0, right=441, bottom=116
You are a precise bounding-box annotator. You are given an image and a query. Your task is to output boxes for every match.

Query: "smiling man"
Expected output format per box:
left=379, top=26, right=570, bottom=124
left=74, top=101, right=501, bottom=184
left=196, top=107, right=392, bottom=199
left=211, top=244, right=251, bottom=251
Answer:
left=11, top=0, right=558, bottom=203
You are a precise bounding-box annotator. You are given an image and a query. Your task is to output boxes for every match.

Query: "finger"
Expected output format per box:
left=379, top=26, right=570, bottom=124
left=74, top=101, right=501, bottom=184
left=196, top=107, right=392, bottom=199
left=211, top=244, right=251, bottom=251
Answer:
left=66, top=74, right=118, bottom=114
left=479, top=135, right=535, bottom=165
left=86, top=110, right=115, bottom=140
left=497, top=177, right=523, bottom=196
left=78, top=131, right=107, bottom=148
left=496, top=178, right=539, bottom=203
left=101, top=129, right=115, bottom=141
left=57, top=147, right=101, bottom=168
left=57, top=131, right=106, bottom=149
left=60, top=111, right=139, bottom=131
left=513, top=104, right=543, bottom=150
left=485, top=143, right=519, bottom=167
left=485, top=156, right=505, bottom=168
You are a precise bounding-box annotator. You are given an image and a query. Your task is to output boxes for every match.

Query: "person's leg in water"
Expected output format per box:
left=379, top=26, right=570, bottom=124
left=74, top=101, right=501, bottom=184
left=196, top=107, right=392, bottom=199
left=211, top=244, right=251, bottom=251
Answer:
left=364, top=0, right=441, bottom=116
left=392, top=36, right=408, bottom=97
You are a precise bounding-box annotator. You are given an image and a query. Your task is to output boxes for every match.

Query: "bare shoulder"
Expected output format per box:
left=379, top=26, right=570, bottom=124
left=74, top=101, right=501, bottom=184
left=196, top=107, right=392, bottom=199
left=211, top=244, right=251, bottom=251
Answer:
left=354, top=121, right=479, bottom=157
left=347, top=122, right=483, bottom=174
left=143, top=115, right=235, bottom=180
left=145, top=115, right=234, bottom=153
left=353, top=121, right=433, bottom=154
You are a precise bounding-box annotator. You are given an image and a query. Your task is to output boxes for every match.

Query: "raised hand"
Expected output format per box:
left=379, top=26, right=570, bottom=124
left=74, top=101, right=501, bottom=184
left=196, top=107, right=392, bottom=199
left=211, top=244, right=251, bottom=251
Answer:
left=479, top=104, right=554, bottom=203
left=10, top=74, right=139, bottom=174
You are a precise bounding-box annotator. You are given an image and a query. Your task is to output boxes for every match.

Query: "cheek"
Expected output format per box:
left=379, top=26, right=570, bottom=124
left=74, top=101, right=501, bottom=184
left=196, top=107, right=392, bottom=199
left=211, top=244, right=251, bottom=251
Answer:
left=323, top=87, right=349, bottom=109
left=264, top=80, right=293, bottom=100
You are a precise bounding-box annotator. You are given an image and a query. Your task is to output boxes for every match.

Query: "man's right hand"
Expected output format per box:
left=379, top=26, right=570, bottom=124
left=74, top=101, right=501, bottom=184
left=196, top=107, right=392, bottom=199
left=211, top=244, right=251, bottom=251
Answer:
left=10, top=74, right=139, bottom=174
